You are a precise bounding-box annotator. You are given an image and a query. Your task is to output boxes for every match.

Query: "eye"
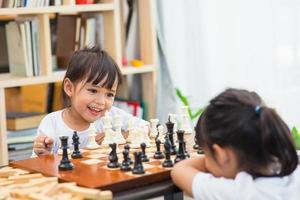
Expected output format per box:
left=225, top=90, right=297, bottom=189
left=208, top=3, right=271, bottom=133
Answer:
left=107, top=92, right=115, bottom=98
left=88, top=89, right=97, bottom=94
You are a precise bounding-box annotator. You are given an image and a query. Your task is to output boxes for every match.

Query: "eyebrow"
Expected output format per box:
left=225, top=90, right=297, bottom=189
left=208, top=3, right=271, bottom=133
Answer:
left=91, top=84, right=116, bottom=93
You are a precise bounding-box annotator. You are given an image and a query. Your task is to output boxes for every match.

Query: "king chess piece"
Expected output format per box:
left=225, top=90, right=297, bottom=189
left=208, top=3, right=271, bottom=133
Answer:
left=132, top=152, right=145, bottom=174
left=107, top=143, right=120, bottom=168
left=175, top=130, right=187, bottom=163
left=162, top=137, right=173, bottom=168
left=165, top=116, right=177, bottom=155
left=140, top=142, right=149, bottom=162
left=58, top=136, right=74, bottom=171
left=71, top=131, right=82, bottom=159
left=120, top=149, right=132, bottom=171
left=153, top=139, right=164, bottom=159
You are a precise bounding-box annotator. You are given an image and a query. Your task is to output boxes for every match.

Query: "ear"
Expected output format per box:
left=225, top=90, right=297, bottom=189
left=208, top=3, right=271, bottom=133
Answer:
left=63, top=78, right=74, bottom=98
left=212, top=144, right=230, bottom=166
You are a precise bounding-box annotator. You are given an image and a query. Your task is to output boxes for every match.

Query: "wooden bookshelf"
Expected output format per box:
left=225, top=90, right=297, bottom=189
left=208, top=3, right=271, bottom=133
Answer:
left=0, top=0, right=157, bottom=165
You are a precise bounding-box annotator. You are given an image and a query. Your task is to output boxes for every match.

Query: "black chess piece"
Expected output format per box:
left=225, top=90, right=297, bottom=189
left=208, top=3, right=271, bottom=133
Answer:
left=107, top=143, right=120, bottom=168
left=162, top=137, right=173, bottom=168
left=165, top=117, right=176, bottom=155
left=197, top=147, right=204, bottom=154
left=184, top=141, right=190, bottom=158
left=120, top=149, right=132, bottom=171
left=175, top=130, right=187, bottom=163
left=153, top=139, right=164, bottom=159
left=140, top=142, right=149, bottom=162
left=124, top=144, right=133, bottom=164
left=58, top=136, right=74, bottom=171
left=155, top=123, right=161, bottom=141
left=71, top=131, right=82, bottom=159
left=132, top=152, right=145, bottom=174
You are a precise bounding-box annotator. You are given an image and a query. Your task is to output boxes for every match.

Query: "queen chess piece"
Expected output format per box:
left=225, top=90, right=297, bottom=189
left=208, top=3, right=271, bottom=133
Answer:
left=58, top=136, right=74, bottom=171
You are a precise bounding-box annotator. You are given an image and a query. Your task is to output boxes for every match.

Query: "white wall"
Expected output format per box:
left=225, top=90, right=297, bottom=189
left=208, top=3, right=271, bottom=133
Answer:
left=157, top=0, right=300, bottom=127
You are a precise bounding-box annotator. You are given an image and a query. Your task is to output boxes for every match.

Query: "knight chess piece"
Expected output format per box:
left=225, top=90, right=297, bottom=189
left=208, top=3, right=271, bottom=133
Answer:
left=58, top=136, right=74, bottom=171
left=175, top=130, right=187, bottom=163
left=162, top=137, right=174, bottom=168
left=71, top=131, right=82, bottom=159
left=120, top=149, right=131, bottom=171
left=124, top=144, right=133, bottom=164
left=107, top=143, right=120, bottom=168
left=132, top=152, right=145, bottom=174
left=140, top=142, right=149, bottom=162
left=153, top=139, right=164, bottom=159
left=165, top=116, right=177, bottom=155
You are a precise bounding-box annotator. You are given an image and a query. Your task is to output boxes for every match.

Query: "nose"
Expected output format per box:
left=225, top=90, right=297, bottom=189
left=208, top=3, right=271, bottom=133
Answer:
left=95, top=93, right=106, bottom=107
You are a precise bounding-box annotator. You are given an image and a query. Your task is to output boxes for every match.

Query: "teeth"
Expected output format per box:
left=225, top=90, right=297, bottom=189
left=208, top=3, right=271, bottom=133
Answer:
left=89, top=106, right=101, bottom=112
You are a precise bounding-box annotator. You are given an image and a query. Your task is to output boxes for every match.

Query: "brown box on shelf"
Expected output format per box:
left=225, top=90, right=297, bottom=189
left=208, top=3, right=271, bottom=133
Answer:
left=6, top=112, right=46, bottom=131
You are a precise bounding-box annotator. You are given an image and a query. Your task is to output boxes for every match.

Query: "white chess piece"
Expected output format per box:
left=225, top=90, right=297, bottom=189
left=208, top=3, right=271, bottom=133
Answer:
left=150, top=119, right=159, bottom=138
left=102, top=111, right=114, bottom=145
left=86, top=123, right=100, bottom=149
left=141, top=125, right=151, bottom=147
left=127, top=118, right=134, bottom=143
left=130, top=128, right=143, bottom=148
left=180, top=106, right=193, bottom=134
left=112, top=115, right=126, bottom=144
left=157, top=125, right=165, bottom=143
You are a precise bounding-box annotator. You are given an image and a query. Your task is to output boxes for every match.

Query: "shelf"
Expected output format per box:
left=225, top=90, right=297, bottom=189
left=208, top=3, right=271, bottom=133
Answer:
left=0, top=4, right=115, bottom=16
left=0, top=65, right=155, bottom=88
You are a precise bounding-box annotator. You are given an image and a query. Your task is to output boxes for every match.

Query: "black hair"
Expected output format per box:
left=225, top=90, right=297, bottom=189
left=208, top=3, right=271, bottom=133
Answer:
left=62, top=46, right=122, bottom=106
left=195, top=88, right=298, bottom=177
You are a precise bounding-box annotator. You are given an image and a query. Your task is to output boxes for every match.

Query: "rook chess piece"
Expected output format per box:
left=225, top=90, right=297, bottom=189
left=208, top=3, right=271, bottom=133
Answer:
left=140, top=142, right=149, bottom=162
left=58, top=136, right=74, bottom=171
left=132, top=152, right=145, bottom=174
left=71, top=131, right=82, bottom=159
left=153, top=139, right=164, bottom=159
left=175, top=130, right=187, bottom=163
left=107, top=143, right=120, bottom=168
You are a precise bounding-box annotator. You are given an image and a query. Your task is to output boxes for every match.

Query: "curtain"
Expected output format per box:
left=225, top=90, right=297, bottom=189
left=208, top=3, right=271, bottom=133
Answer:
left=156, top=0, right=300, bottom=127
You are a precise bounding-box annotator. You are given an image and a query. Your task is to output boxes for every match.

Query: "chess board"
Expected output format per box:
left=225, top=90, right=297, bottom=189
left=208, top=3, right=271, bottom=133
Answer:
left=10, top=138, right=201, bottom=193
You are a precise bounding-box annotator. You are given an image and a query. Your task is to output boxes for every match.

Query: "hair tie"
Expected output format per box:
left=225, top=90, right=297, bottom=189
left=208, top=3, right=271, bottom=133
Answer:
left=255, top=106, right=262, bottom=115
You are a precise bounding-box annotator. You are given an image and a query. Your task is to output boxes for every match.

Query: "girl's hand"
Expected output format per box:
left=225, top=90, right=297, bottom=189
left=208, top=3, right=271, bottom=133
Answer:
left=95, top=133, right=105, bottom=145
left=33, top=135, right=54, bottom=156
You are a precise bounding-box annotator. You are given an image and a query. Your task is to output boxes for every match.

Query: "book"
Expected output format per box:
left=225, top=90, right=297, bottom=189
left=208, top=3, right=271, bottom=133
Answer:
left=6, top=112, right=46, bottom=131
left=0, top=22, right=9, bottom=73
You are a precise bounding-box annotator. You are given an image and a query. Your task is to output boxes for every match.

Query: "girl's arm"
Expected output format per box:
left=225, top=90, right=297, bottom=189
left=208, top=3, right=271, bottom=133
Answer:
left=171, top=156, right=207, bottom=197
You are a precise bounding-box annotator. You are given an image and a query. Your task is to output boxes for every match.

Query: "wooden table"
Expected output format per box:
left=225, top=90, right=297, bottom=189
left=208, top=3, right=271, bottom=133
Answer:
left=9, top=141, right=198, bottom=200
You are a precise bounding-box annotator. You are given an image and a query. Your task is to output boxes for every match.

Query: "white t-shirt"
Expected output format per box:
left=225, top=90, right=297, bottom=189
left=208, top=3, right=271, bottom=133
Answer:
left=192, top=166, right=300, bottom=200
left=35, top=106, right=149, bottom=154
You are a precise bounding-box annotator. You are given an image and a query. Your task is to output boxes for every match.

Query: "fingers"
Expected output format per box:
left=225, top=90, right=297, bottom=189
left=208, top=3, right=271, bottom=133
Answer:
left=95, top=133, right=105, bottom=145
left=33, top=135, right=53, bottom=156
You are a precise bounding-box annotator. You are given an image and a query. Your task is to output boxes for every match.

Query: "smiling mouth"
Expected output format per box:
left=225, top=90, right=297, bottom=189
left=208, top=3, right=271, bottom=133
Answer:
left=87, top=106, right=104, bottom=115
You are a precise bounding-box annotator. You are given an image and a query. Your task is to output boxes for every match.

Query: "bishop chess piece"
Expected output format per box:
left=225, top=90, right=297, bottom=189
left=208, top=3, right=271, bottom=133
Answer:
left=140, top=143, right=149, bottom=162
left=120, top=149, right=131, bottom=171
left=58, top=136, right=74, bottom=171
left=153, top=139, right=164, bottom=159
left=175, top=130, right=187, bottom=163
left=166, top=116, right=177, bottom=155
left=107, top=143, right=120, bottom=168
left=162, top=137, right=173, bottom=168
left=124, top=144, right=133, bottom=164
left=132, top=152, right=145, bottom=174
left=71, top=131, right=82, bottom=159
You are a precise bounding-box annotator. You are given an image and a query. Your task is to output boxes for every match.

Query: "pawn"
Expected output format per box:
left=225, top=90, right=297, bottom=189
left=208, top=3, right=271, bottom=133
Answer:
left=132, top=152, right=145, bottom=174
left=58, top=136, right=74, bottom=171
left=140, top=143, right=149, bottom=162
left=162, top=138, right=173, bottom=168
left=71, top=131, right=82, bottom=159
left=107, top=143, right=120, bottom=168
left=120, top=149, right=131, bottom=171
left=153, top=139, right=164, bottom=159
left=124, top=144, right=133, bottom=164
